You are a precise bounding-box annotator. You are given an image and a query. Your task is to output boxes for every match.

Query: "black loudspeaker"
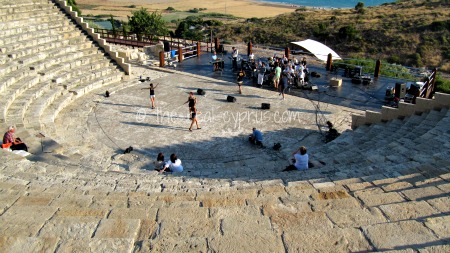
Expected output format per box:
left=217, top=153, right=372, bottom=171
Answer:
left=163, top=41, right=170, bottom=52
left=261, top=103, right=270, bottom=109
left=105, top=91, right=110, bottom=97
left=395, top=82, right=406, bottom=98
left=227, top=95, right=236, bottom=102
left=197, top=89, right=205, bottom=96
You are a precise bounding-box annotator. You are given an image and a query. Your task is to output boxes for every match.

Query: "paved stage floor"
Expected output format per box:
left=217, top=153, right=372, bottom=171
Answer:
left=87, top=66, right=362, bottom=178
left=175, top=52, right=408, bottom=111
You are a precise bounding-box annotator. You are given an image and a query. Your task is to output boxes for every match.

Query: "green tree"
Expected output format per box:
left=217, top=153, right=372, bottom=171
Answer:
left=67, top=0, right=81, bottom=16
left=355, top=2, right=365, bottom=14
left=110, top=15, right=117, bottom=37
left=127, top=8, right=168, bottom=41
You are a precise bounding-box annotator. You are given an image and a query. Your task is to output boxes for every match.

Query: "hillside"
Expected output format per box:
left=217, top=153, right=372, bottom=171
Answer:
left=216, top=0, right=450, bottom=72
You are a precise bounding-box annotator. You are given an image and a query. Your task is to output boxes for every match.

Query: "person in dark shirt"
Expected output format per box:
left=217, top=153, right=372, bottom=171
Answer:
left=237, top=69, right=246, bottom=94
left=141, top=83, right=159, bottom=109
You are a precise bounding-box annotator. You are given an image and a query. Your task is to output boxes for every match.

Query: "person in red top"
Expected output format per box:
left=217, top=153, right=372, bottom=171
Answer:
left=3, top=126, right=28, bottom=151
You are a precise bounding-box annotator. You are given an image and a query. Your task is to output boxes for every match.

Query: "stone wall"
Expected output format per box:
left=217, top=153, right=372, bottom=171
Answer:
left=53, top=0, right=131, bottom=75
left=352, top=92, right=450, bottom=128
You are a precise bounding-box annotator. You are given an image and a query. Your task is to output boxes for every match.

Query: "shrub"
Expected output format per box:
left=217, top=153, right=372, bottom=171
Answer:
left=166, top=7, right=175, bottom=11
left=435, top=75, right=450, bottom=93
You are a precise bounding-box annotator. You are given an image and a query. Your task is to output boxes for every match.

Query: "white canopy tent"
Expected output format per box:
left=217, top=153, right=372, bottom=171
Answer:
left=290, top=39, right=341, bottom=62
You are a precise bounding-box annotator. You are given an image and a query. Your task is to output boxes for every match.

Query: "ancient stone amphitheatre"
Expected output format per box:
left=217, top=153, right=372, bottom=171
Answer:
left=0, top=0, right=449, bottom=252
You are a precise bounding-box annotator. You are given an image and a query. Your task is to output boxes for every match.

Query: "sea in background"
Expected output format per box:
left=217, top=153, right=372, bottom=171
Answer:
left=257, top=0, right=395, bottom=9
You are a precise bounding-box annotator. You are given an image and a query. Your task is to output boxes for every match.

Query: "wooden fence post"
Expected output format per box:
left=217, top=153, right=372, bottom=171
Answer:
left=285, top=47, right=290, bottom=59
left=159, top=51, right=165, bottom=67
left=326, top=53, right=332, bottom=71
left=197, top=41, right=201, bottom=57
left=248, top=41, right=253, bottom=56
left=214, top=38, right=220, bottom=52
left=374, top=59, right=381, bottom=78
left=178, top=46, right=183, bottom=62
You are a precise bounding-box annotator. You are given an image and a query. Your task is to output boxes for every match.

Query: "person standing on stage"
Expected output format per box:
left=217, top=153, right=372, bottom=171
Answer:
left=188, top=106, right=201, bottom=132
left=231, top=47, right=239, bottom=70
left=141, top=83, right=159, bottom=109
left=237, top=69, right=246, bottom=94
left=257, top=62, right=266, bottom=87
left=184, top=92, right=197, bottom=113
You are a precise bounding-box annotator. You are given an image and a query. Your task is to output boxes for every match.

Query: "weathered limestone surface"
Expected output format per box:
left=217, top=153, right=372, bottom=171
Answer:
left=0, top=0, right=449, bottom=251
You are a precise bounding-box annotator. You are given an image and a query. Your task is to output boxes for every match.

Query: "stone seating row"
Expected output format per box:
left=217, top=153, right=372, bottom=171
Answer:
left=0, top=32, right=89, bottom=81
left=0, top=1, right=55, bottom=16
left=0, top=6, right=58, bottom=22
left=0, top=17, right=70, bottom=40
left=0, top=0, right=51, bottom=7
left=315, top=108, right=449, bottom=163
left=3, top=29, right=85, bottom=60
left=0, top=48, right=105, bottom=123
left=0, top=12, right=67, bottom=30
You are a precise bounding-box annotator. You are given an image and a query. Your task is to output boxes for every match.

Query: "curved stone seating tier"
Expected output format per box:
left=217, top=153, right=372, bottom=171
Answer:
left=0, top=18, right=71, bottom=46
left=1, top=148, right=449, bottom=252
left=0, top=50, right=105, bottom=123
left=0, top=6, right=58, bottom=22
left=0, top=0, right=51, bottom=7
left=0, top=1, right=56, bottom=16
left=4, top=30, right=86, bottom=59
left=1, top=0, right=449, bottom=251
left=0, top=11, right=66, bottom=30
left=313, top=108, right=449, bottom=170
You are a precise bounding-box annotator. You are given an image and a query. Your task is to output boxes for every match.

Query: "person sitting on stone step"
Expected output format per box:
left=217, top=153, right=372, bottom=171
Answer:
left=158, top=153, right=183, bottom=173
left=283, top=146, right=309, bottom=171
left=2, top=126, right=28, bottom=152
left=249, top=127, right=264, bottom=147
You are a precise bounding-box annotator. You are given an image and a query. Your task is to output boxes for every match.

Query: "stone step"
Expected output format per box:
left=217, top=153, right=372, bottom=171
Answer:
left=0, top=18, right=70, bottom=42
left=0, top=74, right=41, bottom=123
left=0, top=0, right=52, bottom=8
left=23, top=87, right=68, bottom=130
left=0, top=1, right=56, bottom=16
left=0, top=6, right=58, bottom=22
left=7, top=30, right=85, bottom=59
left=0, top=11, right=65, bottom=30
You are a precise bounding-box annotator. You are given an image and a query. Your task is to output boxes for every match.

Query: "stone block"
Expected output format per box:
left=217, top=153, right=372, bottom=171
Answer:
left=379, top=201, right=439, bottom=222
left=362, top=220, right=438, bottom=250
left=424, top=215, right=450, bottom=238
left=401, top=186, right=444, bottom=201
left=137, top=237, right=207, bottom=253
left=158, top=207, right=216, bottom=238
left=0, top=206, right=58, bottom=237
left=50, top=194, right=94, bottom=208
left=38, top=217, right=100, bottom=238
left=55, top=238, right=134, bottom=253
left=357, top=192, right=406, bottom=207
left=94, top=219, right=140, bottom=239
left=284, top=227, right=372, bottom=252
left=326, top=207, right=387, bottom=228
left=426, top=196, right=450, bottom=213
left=310, top=197, right=361, bottom=211
left=108, top=208, right=157, bottom=220
left=56, top=207, right=108, bottom=218
left=419, top=245, right=450, bottom=253
left=209, top=231, right=284, bottom=253
left=0, top=237, right=59, bottom=253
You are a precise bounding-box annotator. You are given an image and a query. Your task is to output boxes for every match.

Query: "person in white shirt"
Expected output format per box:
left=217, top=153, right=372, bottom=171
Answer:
left=159, top=153, right=183, bottom=173
left=232, top=47, right=239, bottom=70
left=283, top=146, right=309, bottom=171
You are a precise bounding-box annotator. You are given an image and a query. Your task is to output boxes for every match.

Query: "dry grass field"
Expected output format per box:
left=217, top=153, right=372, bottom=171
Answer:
left=76, top=0, right=296, bottom=20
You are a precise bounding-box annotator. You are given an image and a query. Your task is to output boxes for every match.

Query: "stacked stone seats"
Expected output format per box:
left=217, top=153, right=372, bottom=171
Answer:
left=0, top=0, right=449, bottom=251
left=0, top=0, right=126, bottom=153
